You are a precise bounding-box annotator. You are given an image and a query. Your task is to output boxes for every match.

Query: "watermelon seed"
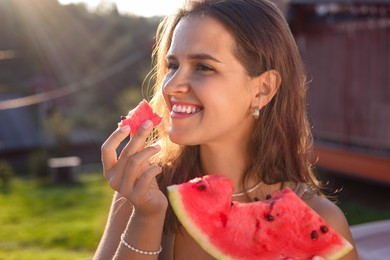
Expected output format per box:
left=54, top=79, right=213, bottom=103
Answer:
left=265, top=215, right=274, bottom=221
left=320, top=225, right=328, bottom=233
left=265, top=194, right=272, bottom=200
left=196, top=181, right=207, bottom=191
left=120, top=116, right=127, bottom=120
left=311, top=230, right=318, bottom=240
left=253, top=197, right=260, bottom=202
left=230, top=201, right=234, bottom=207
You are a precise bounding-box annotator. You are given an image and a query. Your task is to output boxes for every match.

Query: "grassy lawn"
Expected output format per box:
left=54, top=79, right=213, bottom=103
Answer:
left=320, top=172, right=390, bottom=226
left=340, top=201, right=390, bottom=226
left=1, top=171, right=389, bottom=259
left=0, top=173, right=113, bottom=260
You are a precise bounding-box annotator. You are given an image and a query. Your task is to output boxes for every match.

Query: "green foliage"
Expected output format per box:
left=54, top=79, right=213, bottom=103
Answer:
left=45, top=108, right=72, bottom=156
left=339, top=201, right=390, bottom=226
left=28, top=149, right=50, bottom=182
left=0, top=0, right=161, bottom=142
left=0, top=160, right=14, bottom=189
left=116, top=87, right=144, bottom=115
left=0, top=173, right=113, bottom=259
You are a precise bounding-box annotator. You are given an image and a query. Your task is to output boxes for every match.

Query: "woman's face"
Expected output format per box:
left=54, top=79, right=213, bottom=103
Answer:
left=162, top=16, right=257, bottom=146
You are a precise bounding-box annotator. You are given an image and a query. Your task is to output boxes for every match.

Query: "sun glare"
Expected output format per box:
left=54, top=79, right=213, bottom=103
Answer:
left=58, top=0, right=184, bottom=17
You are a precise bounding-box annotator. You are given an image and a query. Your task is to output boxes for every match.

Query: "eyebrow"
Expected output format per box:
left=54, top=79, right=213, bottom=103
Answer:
left=166, top=53, right=222, bottom=63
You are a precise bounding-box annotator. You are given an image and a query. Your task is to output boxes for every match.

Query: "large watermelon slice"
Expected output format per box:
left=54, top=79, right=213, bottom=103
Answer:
left=119, top=99, right=162, bottom=137
left=167, top=175, right=353, bottom=259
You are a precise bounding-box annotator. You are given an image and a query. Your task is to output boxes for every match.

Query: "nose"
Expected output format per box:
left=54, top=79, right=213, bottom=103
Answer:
left=162, top=69, right=190, bottom=96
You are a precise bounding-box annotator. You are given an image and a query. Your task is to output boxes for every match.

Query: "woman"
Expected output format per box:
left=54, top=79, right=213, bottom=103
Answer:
left=94, top=0, right=359, bottom=259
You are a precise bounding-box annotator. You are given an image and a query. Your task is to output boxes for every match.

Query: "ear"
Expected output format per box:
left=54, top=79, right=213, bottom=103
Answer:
left=251, top=69, right=281, bottom=109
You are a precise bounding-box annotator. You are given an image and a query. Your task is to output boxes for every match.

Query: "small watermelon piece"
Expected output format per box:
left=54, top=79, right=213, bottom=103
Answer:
left=167, top=175, right=353, bottom=260
left=119, top=99, right=162, bottom=137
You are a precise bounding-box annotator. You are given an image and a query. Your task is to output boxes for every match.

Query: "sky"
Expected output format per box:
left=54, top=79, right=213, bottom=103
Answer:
left=58, top=0, right=185, bottom=17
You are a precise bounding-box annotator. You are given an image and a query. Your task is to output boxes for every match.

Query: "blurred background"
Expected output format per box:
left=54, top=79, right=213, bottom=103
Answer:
left=0, top=0, right=389, bottom=259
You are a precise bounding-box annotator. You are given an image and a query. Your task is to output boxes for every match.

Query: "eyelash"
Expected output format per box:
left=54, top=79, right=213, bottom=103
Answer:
left=195, top=64, right=213, bottom=71
left=166, top=62, right=214, bottom=72
left=167, top=62, right=179, bottom=71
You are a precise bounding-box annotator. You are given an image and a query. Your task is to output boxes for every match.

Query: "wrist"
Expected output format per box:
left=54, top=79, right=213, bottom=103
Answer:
left=119, top=208, right=166, bottom=256
left=132, top=207, right=167, bottom=224
left=120, top=232, right=163, bottom=255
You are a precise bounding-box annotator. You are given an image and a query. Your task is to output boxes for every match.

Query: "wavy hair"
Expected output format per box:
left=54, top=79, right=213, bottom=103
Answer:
left=148, top=0, right=318, bottom=232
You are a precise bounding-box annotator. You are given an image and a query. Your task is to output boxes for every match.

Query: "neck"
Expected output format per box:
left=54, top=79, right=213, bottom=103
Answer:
left=199, top=142, right=252, bottom=192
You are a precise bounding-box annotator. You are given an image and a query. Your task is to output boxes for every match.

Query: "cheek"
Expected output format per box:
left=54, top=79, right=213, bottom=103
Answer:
left=161, top=79, right=170, bottom=101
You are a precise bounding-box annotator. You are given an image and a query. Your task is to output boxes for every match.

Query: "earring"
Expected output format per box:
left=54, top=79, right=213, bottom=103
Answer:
left=253, top=107, right=260, bottom=119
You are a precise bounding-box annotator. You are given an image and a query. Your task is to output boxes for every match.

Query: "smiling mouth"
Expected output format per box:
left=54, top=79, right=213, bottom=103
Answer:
left=172, top=104, right=202, bottom=114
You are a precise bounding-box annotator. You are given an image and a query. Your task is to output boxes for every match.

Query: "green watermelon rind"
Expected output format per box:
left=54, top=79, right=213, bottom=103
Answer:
left=167, top=185, right=232, bottom=260
left=167, top=180, right=354, bottom=260
left=325, top=241, right=354, bottom=260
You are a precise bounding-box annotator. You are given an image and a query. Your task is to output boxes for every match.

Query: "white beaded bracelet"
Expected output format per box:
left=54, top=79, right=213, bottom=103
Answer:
left=120, top=233, right=162, bottom=255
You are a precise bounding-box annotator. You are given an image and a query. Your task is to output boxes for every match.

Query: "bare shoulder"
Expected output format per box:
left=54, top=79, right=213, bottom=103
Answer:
left=305, top=195, right=348, bottom=232
left=304, top=195, right=359, bottom=260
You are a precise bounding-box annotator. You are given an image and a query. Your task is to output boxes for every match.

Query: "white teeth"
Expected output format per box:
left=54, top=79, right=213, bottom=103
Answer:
left=172, top=104, right=200, bottom=114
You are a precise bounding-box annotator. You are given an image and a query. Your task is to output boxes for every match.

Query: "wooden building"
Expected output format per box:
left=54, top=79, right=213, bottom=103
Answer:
left=285, top=0, right=390, bottom=184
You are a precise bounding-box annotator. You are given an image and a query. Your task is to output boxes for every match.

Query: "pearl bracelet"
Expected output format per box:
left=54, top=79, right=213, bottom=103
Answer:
left=120, top=233, right=162, bottom=255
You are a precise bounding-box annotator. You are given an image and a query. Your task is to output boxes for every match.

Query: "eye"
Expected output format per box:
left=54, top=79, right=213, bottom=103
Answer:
left=166, top=62, right=179, bottom=71
left=195, top=64, right=213, bottom=72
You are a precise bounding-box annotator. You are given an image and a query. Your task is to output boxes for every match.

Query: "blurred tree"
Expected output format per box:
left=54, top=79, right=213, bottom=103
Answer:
left=116, top=87, right=144, bottom=116
left=1, top=0, right=161, bottom=146
left=45, top=107, right=72, bottom=156
left=0, top=160, right=14, bottom=190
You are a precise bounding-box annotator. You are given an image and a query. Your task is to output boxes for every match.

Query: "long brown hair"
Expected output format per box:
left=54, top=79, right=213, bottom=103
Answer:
left=149, top=0, right=318, bottom=232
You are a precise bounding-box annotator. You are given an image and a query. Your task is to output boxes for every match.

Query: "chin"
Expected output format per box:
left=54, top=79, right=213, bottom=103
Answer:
left=168, top=130, right=198, bottom=146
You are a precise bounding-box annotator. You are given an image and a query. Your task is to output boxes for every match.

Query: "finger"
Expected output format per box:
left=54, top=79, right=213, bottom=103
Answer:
left=109, top=144, right=160, bottom=193
left=119, top=120, right=154, bottom=159
left=121, top=145, right=161, bottom=191
left=101, top=125, right=131, bottom=172
left=133, top=164, right=162, bottom=199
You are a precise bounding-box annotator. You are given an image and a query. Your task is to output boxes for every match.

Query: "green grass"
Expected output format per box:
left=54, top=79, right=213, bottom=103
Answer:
left=339, top=201, right=390, bottom=226
left=0, top=173, right=113, bottom=260
left=320, top=173, right=390, bottom=226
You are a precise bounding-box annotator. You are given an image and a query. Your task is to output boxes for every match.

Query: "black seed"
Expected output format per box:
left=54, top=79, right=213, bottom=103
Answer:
left=265, top=215, right=274, bottom=221
left=320, top=225, right=328, bottom=233
left=265, top=194, right=272, bottom=200
left=230, top=201, right=234, bottom=207
left=253, top=197, right=260, bottom=201
left=311, top=230, right=318, bottom=240
left=120, top=116, right=127, bottom=120
left=197, top=181, right=206, bottom=191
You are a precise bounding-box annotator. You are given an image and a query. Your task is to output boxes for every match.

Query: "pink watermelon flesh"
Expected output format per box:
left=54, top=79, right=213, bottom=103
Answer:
left=167, top=175, right=353, bottom=260
left=119, top=99, right=162, bottom=137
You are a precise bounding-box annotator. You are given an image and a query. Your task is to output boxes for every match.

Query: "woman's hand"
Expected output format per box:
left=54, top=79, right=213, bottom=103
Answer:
left=101, top=120, right=168, bottom=217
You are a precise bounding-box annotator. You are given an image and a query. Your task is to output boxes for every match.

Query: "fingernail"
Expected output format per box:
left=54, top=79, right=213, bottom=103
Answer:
left=142, top=120, right=153, bottom=129
left=119, top=125, right=130, bottom=133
